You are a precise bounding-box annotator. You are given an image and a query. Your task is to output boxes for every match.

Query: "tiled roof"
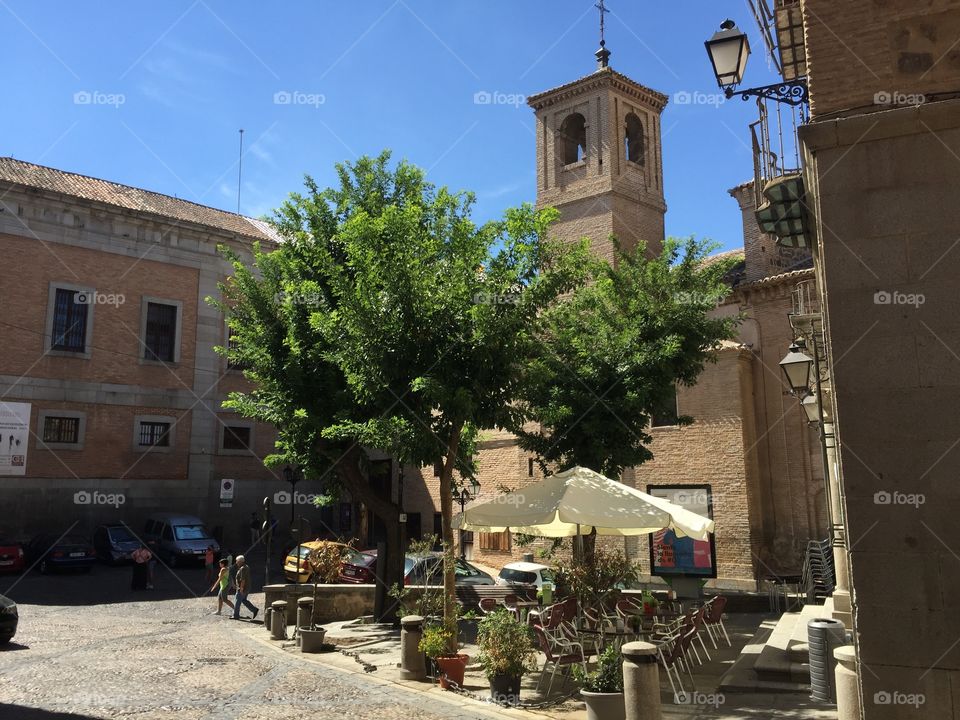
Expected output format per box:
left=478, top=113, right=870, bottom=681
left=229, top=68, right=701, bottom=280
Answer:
left=526, top=66, right=668, bottom=111
left=0, top=157, right=279, bottom=243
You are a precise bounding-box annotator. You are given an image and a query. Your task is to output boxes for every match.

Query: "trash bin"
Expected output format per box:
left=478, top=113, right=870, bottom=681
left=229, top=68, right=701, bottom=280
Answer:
left=270, top=600, right=288, bottom=641
left=808, top=618, right=845, bottom=703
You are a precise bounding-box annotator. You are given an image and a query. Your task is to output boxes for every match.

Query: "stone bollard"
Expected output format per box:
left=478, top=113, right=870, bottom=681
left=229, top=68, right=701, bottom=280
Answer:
left=270, top=600, right=288, bottom=641
left=297, top=596, right=314, bottom=631
left=834, top=645, right=861, bottom=720
left=399, top=615, right=427, bottom=681
left=622, top=641, right=662, bottom=720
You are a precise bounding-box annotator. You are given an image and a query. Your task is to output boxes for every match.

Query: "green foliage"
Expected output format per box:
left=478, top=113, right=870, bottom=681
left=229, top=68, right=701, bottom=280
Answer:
left=419, top=625, right=457, bottom=659
left=388, top=582, right=444, bottom=619
left=553, top=547, right=638, bottom=610
left=477, top=609, right=537, bottom=679
left=512, top=236, right=740, bottom=479
left=574, top=645, right=624, bottom=693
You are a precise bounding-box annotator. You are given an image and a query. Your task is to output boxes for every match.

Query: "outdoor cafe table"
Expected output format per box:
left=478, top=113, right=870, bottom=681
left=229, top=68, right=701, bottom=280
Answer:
left=581, top=627, right=636, bottom=653
left=514, top=600, right=540, bottom=622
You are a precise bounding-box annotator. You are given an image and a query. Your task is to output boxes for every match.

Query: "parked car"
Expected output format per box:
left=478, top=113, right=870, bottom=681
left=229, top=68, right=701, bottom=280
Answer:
left=0, top=594, right=17, bottom=645
left=339, top=550, right=494, bottom=586
left=143, top=513, right=219, bottom=567
left=282, top=540, right=369, bottom=583
left=496, top=561, right=554, bottom=588
left=26, top=534, right=96, bottom=574
left=0, top=537, right=25, bottom=574
left=93, top=523, right=141, bottom=564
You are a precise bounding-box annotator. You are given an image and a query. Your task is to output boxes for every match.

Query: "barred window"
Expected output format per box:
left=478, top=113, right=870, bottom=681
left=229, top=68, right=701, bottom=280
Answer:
left=51, top=288, right=88, bottom=352
left=144, top=302, right=177, bottom=362
left=43, top=416, right=80, bottom=444
left=222, top=426, right=251, bottom=451
left=138, top=421, right=170, bottom=447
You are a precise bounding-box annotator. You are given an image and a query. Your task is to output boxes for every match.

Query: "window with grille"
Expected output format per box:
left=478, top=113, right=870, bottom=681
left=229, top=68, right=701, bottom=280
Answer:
left=138, top=421, right=170, bottom=447
left=144, top=302, right=178, bottom=362
left=51, top=288, right=89, bottom=352
left=478, top=530, right=511, bottom=552
left=43, top=416, right=80, bottom=444
left=222, top=425, right=251, bottom=451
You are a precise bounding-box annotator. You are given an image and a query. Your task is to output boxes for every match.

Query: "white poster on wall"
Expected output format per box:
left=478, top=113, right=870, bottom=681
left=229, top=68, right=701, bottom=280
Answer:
left=0, top=402, right=30, bottom=476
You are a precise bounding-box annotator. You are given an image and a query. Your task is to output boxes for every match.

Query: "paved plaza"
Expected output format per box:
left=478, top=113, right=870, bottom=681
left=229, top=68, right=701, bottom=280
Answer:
left=0, top=562, right=838, bottom=720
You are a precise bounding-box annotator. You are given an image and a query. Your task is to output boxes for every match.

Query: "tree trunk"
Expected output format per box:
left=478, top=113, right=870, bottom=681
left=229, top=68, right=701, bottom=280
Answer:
left=439, top=423, right=463, bottom=654
left=336, top=449, right=404, bottom=623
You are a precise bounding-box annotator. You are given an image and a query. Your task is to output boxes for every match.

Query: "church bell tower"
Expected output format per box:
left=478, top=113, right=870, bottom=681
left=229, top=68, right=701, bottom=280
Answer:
left=526, top=4, right=668, bottom=262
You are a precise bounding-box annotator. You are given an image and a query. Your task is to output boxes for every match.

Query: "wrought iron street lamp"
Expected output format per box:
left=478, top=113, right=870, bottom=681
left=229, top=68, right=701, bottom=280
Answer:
left=779, top=340, right=815, bottom=395
left=705, top=19, right=808, bottom=106
left=452, top=477, right=481, bottom=559
left=801, top=392, right=820, bottom=424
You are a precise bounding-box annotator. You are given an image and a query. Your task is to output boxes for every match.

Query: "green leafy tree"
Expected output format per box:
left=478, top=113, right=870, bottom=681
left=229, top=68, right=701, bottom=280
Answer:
left=213, top=152, right=588, bottom=639
left=513, top=237, right=739, bottom=560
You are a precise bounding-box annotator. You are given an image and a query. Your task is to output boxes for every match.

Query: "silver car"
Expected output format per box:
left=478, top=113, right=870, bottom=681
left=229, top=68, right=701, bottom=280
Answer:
left=143, top=513, right=219, bottom=567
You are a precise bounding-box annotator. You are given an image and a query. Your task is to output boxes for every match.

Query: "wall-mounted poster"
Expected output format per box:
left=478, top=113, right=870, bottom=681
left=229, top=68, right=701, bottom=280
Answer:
left=647, top=484, right=717, bottom=579
left=0, top=402, right=30, bottom=476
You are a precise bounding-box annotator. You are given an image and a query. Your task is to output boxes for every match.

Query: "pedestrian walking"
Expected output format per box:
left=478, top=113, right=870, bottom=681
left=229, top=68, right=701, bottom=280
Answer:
left=232, top=555, right=259, bottom=620
left=226, top=553, right=237, bottom=593
left=208, top=558, right=235, bottom=615
left=204, top=545, right=216, bottom=584
left=131, top=544, right=150, bottom=591
left=146, top=539, right=158, bottom=589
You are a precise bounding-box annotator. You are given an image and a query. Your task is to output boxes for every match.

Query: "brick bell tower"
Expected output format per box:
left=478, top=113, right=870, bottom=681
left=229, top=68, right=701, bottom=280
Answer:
left=527, top=10, right=668, bottom=263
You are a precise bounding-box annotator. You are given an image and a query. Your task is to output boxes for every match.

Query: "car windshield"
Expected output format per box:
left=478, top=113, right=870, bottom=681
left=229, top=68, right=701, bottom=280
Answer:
left=455, top=560, right=480, bottom=577
left=499, top=568, right=537, bottom=584
left=173, top=525, right=210, bottom=541
left=108, top=527, right=136, bottom=543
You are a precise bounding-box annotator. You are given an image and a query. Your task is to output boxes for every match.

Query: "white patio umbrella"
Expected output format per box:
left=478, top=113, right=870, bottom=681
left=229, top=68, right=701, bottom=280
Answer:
left=453, top=466, right=714, bottom=540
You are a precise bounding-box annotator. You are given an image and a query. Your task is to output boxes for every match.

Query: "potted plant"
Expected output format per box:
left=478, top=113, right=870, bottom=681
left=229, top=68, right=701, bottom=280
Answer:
left=574, top=645, right=625, bottom=720
left=458, top=608, right=480, bottom=645
left=477, top=608, right=537, bottom=706
left=419, top=625, right=468, bottom=689
left=300, top=542, right=344, bottom=652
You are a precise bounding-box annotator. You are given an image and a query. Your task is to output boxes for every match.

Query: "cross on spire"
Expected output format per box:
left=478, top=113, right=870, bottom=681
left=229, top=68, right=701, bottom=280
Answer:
left=595, top=0, right=611, bottom=69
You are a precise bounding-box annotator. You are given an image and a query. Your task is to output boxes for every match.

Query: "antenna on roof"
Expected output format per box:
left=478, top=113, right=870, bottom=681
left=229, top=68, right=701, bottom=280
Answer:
left=237, top=128, right=244, bottom=215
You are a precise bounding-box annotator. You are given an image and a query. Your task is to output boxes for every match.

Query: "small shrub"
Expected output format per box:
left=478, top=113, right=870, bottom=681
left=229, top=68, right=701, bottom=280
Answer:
left=574, top=645, right=624, bottom=693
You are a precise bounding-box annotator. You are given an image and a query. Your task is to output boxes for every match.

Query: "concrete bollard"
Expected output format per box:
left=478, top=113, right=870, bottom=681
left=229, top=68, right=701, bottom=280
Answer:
left=622, top=641, right=662, bottom=720
left=834, top=645, right=861, bottom=720
left=270, top=600, right=288, bottom=641
left=297, top=596, right=314, bottom=630
left=399, top=615, right=427, bottom=681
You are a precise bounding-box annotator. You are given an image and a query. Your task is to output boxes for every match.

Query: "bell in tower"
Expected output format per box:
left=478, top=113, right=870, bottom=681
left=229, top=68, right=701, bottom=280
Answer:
left=526, top=2, right=668, bottom=264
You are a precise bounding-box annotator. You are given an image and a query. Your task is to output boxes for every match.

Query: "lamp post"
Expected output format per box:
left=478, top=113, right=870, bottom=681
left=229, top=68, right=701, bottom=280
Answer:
left=705, top=19, right=808, bottom=106
left=262, top=495, right=272, bottom=587
left=452, top=478, right=481, bottom=559
left=282, top=465, right=303, bottom=529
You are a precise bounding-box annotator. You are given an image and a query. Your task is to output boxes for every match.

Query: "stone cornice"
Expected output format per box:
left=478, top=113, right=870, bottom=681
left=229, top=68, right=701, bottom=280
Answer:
left=527, top=67, right=668, bottom=113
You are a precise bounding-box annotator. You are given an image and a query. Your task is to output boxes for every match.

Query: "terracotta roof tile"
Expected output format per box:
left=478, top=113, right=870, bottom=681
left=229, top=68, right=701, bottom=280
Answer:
left=0, top=157, right=279, bottom=243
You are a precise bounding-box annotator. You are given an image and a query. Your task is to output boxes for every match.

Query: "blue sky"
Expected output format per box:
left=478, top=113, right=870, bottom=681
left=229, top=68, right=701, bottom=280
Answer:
left=0, top=1, right=784, bottom=252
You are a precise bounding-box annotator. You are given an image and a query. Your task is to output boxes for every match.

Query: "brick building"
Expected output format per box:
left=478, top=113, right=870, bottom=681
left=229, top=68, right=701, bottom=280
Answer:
left=0, top=158, right=300, bottom=546
left=398, top=55, right=825, bottom=593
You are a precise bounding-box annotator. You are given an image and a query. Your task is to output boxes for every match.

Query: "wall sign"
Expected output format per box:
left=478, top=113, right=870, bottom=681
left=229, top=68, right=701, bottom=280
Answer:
left=0, top=402, right=30, bottom=476
left=647, top=484, right=717, bottom=579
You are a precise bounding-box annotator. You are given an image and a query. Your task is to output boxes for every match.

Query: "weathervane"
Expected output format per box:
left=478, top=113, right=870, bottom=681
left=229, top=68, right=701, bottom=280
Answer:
left=596, top=0, right=611, bottom=69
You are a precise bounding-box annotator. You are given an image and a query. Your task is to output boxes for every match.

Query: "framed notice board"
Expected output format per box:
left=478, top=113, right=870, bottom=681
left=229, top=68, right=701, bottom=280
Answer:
left=647, top=484, right=717, bottom=579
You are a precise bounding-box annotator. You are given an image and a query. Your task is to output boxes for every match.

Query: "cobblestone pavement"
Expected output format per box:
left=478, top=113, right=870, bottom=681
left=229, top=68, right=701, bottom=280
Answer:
left=0, top=561, right=512, bottom=720
left=0, top=562, right=839, bottom=720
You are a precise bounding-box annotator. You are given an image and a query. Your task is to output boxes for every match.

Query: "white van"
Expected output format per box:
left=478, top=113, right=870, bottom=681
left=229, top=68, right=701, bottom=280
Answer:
left=143, top=513, right=219, bottom=567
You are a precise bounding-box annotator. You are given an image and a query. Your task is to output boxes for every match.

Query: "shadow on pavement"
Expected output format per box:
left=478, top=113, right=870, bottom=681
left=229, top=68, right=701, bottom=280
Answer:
left=0, top=641, right=29, bottom=651
left=0, top=547, right=274, bottom=607
left=0, top=705, right=106, bottom=720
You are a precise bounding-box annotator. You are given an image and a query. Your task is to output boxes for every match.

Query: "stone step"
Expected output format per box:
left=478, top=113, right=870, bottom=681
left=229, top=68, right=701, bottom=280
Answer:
left=719, top=619, right=810, bottom=694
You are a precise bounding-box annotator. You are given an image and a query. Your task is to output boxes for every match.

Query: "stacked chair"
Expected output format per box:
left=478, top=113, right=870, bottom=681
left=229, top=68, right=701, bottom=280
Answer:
left=802, top=538, right=835, bottom=604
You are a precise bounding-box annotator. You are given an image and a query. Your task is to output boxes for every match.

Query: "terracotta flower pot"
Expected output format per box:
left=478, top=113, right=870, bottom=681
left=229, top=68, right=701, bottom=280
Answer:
left=436, top=654, right=468, bottom=689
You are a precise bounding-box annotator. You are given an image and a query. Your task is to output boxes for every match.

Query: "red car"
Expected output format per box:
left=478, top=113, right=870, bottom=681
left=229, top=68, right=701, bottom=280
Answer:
left=338, top=550, right=378, bottom=584
left=0, top=538, right=25, bottom=574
